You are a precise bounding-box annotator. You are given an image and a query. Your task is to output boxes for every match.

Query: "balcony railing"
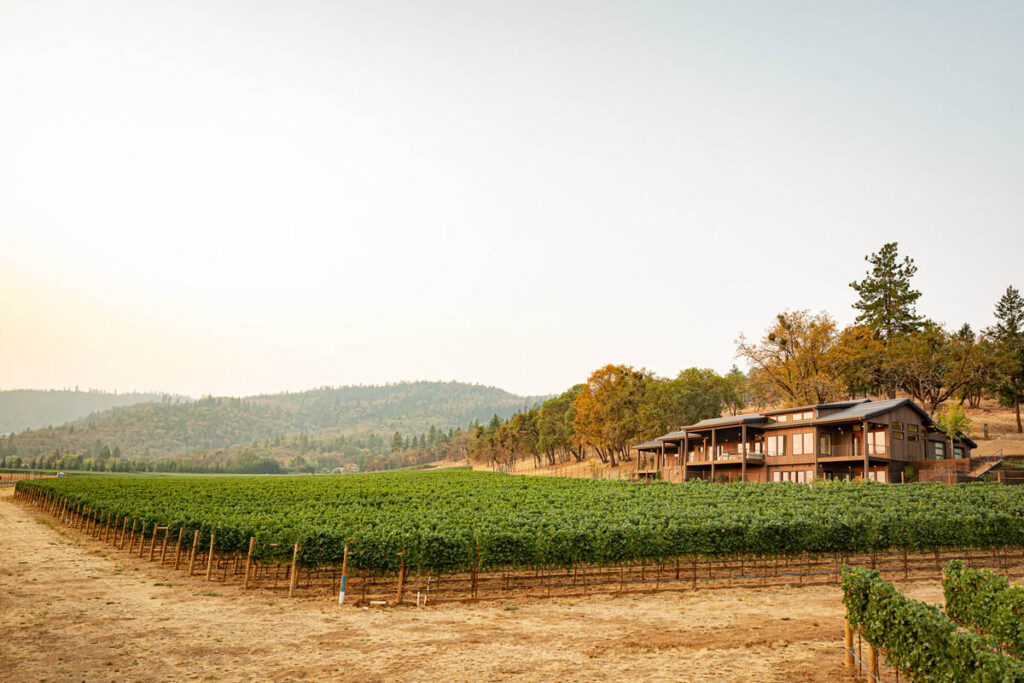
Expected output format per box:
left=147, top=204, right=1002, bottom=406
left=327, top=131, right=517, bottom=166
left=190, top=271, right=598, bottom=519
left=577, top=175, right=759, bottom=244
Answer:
left=687, top=446, right=766, bottom=464
left=684, top=442, right=888, bottom=463
left=819, top=443, right=887, bottom=458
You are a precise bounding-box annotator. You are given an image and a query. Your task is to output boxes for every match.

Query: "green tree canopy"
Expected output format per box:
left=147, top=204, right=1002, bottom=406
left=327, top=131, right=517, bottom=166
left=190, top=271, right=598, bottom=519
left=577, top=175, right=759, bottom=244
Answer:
left=850, top=242, right=923, bottom=339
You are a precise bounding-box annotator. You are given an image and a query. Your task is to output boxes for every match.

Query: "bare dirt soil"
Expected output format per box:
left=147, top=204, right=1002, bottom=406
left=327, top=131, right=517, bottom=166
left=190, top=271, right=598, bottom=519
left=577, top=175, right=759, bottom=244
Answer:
left=1, top=488, right=957, bottom=683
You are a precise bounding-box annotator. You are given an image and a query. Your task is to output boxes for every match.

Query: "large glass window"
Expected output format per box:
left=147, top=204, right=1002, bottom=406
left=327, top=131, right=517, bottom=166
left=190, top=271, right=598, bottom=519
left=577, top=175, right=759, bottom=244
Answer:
left=868, top=431, right=886, bottom=454
left=792, top=432, right=813, bottom=455
left=766, top=435, right=786, bottom=455
left=935, top=442, right=945, bottom=458
left=819, top=433, right=832, bottom=455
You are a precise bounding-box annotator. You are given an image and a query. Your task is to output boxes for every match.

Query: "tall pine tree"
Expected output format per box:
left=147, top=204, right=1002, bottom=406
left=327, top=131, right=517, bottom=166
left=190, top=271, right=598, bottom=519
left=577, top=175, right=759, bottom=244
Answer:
left=985, top=285, right=1024, bottom=433
left=850, top=242, right=923, bottom=339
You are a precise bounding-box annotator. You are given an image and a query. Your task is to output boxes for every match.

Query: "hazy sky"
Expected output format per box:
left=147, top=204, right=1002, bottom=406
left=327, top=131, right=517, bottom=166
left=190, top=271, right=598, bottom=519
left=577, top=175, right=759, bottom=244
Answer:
left=2, top=1, right=1022, bottom=398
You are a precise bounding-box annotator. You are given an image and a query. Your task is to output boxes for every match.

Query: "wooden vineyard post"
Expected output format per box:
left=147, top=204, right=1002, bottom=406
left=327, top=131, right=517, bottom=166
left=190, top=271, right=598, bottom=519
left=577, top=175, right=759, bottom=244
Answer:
left=139, top=523, right=148, bottom=558
left=472, top=543, right=480, bottom=600
left=338, top=543, right=350, bottom=605
left=395, top=549, right=407, bottom=606
left=206, top=532, right=216, bottom=581
left=128, top=520, right=138, bottom=554
left=104, top=512, right=112, bottom=543
left=288, top=543, right=299, bottom=598
left=844, top=618, right=854, bottom=670
left=119, top=516, right=129, bottom=549
left=244, top=536, right=255, bottom=590
left=173, top=528, right=184, bottom=570
left=159, top=526, right=170, bottom=564
left=867, top=642, right=879, bottom=678
left=149, top=525, right=160, bottom=562
left=187, top=530, right=199, bottom=576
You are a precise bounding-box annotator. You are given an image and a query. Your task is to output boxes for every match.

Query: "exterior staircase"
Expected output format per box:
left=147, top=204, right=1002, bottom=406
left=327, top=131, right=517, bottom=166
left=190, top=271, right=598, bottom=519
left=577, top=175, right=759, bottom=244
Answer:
left=968, top=451, right=1003, bottom=479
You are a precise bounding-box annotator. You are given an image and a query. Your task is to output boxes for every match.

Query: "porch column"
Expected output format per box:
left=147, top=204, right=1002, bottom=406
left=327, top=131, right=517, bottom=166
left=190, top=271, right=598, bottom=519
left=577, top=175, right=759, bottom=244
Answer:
left=710, top=428, right=716, bottom=482
left=741, top=424, right=747, bottom=482
left=683, top=435, right=689, bottom=482
left=812, top=424, right=819, bottom=481
left=659, top=443, right=665, bottom=475
left=862, top=419, right=869, bottom=481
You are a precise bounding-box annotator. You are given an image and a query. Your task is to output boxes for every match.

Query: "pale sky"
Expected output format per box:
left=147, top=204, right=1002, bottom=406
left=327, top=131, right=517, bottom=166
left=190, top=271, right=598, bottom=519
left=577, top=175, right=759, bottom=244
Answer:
left=2, top=1, right=1022, bottom=398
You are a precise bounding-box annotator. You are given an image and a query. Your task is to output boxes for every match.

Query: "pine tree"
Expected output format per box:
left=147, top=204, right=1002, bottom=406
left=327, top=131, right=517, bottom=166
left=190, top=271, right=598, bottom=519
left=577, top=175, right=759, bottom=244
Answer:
left=985, top=285, right=1024, bottom=433
left=990, top=286, right=1024, bottom=343
left=850, top=242, right=923, bottom=339
left=390, top=431, right=404, bottom=454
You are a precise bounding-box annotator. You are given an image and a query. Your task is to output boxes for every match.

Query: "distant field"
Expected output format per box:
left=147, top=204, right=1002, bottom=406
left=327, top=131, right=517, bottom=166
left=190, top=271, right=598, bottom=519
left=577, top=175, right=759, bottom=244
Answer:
left=18, top=471, right=1024, bottom=573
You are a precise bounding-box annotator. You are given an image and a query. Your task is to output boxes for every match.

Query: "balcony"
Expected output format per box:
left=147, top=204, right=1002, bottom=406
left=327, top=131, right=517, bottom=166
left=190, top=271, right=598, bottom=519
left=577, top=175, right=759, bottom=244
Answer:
left=818, top=443, right=887, bottom=459
left=687, top=446, right=766, bottom=465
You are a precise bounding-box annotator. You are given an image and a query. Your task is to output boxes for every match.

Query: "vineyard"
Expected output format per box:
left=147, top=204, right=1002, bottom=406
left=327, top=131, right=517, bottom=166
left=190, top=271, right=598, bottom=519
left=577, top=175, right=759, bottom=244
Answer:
left=842, top=562, right=1024, bottom=680
left=15, top=471, right=1024, bottom=604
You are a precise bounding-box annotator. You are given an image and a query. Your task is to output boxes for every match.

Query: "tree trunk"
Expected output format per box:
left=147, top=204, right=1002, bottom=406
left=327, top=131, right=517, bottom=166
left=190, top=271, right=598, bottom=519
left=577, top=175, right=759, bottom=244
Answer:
left=1016, top=399, right=1022, bottom=434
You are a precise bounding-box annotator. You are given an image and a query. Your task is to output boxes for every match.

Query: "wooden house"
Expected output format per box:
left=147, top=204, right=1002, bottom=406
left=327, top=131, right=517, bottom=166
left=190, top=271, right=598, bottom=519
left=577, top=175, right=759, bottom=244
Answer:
left=635, top=398, right=977, bottom=483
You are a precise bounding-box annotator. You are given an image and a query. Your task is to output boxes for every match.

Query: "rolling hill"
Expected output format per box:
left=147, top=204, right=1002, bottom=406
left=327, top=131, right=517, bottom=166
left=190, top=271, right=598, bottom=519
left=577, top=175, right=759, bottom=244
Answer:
left=0, top=389, right=172, bottom=434
left=0, top=382, right=543, bottom=460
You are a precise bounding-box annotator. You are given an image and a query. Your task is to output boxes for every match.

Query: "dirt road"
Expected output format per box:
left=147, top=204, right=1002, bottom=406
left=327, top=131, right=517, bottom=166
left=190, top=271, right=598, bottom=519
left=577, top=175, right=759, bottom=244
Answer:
left=1, top=489, right=939, bottom=682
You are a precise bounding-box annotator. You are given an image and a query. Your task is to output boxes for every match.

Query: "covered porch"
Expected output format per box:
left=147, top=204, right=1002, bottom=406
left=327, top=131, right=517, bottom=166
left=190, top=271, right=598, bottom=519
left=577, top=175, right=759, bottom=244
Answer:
left=661, top=418, right=769, bottom=483
left=632, top=440, right=678, bottom=479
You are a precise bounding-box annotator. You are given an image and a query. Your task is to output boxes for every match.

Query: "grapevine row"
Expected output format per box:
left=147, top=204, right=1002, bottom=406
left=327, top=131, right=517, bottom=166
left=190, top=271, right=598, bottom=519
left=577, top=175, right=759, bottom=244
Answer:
left=15, top=470, right=1024, bottom=573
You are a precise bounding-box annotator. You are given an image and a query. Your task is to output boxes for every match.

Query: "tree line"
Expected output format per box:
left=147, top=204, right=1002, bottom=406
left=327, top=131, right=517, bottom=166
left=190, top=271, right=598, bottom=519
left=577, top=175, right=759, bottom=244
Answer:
left=392, top=243, right=1023, bottom=471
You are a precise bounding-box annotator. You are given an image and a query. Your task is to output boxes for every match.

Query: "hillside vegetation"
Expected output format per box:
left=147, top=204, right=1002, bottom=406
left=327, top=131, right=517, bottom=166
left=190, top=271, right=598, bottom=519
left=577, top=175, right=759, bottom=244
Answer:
left=0, top=390, right=171, bottom=434
left=0, top=382, right=542, bottom=462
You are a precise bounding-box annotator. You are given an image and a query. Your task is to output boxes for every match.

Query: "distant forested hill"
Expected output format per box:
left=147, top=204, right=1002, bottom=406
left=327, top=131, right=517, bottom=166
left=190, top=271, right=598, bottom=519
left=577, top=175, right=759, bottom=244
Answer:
left=0, top=382, right=543, bottom=460
left=0, top=390, right=172, bottom=434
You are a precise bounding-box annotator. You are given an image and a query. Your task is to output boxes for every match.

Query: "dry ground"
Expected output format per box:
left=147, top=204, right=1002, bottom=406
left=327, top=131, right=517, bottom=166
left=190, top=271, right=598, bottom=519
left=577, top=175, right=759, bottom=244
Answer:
left=2, top=488, right=956, bottom=683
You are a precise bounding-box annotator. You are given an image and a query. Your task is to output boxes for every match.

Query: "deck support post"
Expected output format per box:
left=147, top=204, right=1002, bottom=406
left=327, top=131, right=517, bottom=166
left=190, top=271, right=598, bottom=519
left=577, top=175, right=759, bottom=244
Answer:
left=682, top=435, right=689, bottom=482
left=741, top=424, right=747, bottom=482
left=710, top=429, right=716, bottom=482
left=862, top=419, right=870, bottom=481
left=813, top=424, right=819, bottom=481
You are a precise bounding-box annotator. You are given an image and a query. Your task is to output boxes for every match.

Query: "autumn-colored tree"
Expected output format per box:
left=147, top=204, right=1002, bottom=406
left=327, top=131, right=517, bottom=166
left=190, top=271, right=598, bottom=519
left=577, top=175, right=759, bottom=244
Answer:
left=884, top=321, right=985, bottom=415
left=572, top=364, right=652, bottom=466
left=735, top=311, right=845, bottom=405
left=831, top=325, right=887, bottom=398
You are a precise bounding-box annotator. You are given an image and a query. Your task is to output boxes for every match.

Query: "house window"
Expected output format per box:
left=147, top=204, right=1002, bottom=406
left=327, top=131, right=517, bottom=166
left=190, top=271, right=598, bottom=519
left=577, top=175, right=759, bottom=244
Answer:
left=868, top=431, right=886, bottom=455
left=819, top=433, right=832, bottom=455
left=935, top=442, right=945, bottom=458
left=893, top=421, right=904, bottom=431
left=954, top=447, right=964, bottom=457
left=766, top=435, right=786, bottom=455
left=772, top=471, right=781, bottom=482
left=792, top=432, right=813, bottom=456
left=776, top=415, right=788, bottom=423
left=893, top=431, right=904, bottom=440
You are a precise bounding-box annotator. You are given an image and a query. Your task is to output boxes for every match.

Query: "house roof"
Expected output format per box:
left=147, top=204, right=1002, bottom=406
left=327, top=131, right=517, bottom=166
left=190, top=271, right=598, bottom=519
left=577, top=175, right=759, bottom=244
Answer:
left=813, top=398, right=931, bottom=425
left=678, top=414, right=771, bottom=431
left=762, top=398, right=870, bottom=415
left=814, top=398, right=873, bottom=410
left=634, top=440, right=678, bottom=451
